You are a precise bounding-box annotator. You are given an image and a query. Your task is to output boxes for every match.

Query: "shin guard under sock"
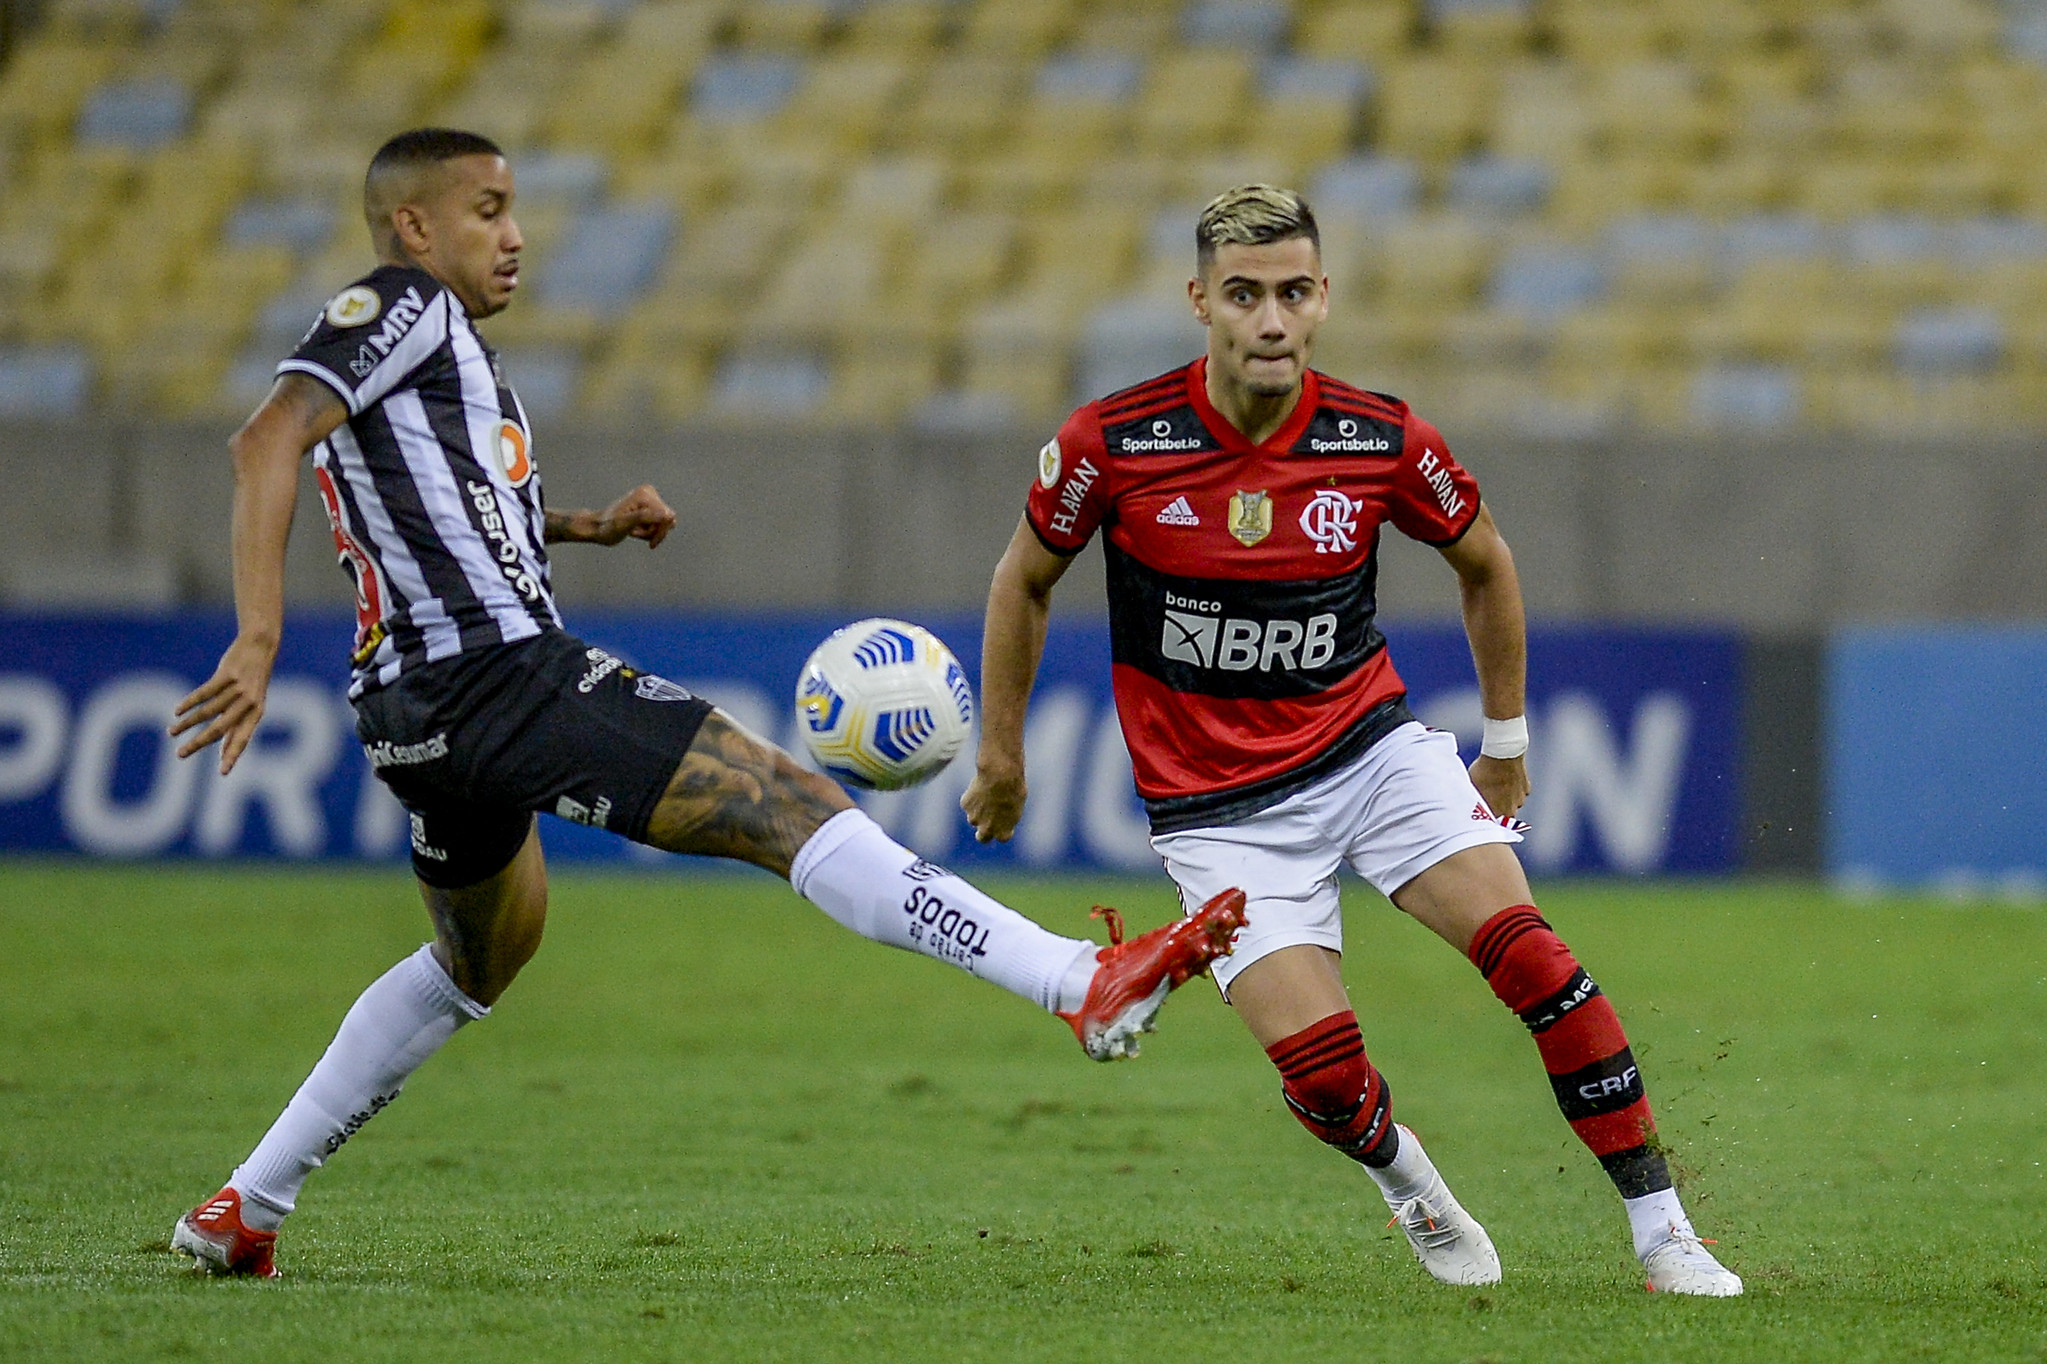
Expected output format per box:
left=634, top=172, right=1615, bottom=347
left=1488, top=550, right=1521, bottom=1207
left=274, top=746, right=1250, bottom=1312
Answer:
left=1265, top=1010, right=1400, bottom=1169
left=1468, top=906, right=1671, bottom=1197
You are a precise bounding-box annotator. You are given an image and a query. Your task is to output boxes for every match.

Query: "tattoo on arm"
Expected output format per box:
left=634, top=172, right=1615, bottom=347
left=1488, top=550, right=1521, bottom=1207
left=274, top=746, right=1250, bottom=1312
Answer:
left=642, top=711, right=854, bottom=878
left=544, top=509, right=575, bottom=544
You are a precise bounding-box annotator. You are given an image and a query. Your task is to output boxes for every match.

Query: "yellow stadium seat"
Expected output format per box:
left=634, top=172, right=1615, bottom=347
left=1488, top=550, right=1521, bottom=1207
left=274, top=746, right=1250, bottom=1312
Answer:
left=779, top=55, right=913, bottom=153
left=1434, top=2, right=1534, bottom=58
left=1068, top=6, right=1178, bottom=54
left=843, top=0, right=950, bottom=51
left=1017, top=208, right=1146, bottom=295
left=953, top=151, right=1083, bottom=215
left=1242, top=97, right=1360, bottom=172
left=1376, top=56, right=1493, bottom=164
left=1373, top=214, right=1493, bottom=307
left=900, top=56, right=1028, bottom=152
left=898, top=211, right=1022, bottom=318
left=1547, top=0, right=1667, bottom=62
left=546, top=44, right=693, bottom=155
left=731, top=0, right=838, bottom=51
left=1294, top=2, right=1413, bottom=62
left=958, top=0, right=1078, bottom=58
left=1135, top=52, right=1256, bottom=154
left=822, top=346, right=942, bottom=423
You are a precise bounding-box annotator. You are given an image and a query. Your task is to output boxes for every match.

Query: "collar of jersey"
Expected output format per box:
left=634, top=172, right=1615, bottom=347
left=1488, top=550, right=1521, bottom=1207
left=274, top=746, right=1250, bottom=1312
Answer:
left=1184, top=356, right=1322, bottom=455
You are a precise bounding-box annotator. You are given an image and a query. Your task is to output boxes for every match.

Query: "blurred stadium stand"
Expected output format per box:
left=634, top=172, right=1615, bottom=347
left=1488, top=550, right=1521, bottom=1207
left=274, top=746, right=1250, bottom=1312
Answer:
left=2, top=0, right=2047, bottom=617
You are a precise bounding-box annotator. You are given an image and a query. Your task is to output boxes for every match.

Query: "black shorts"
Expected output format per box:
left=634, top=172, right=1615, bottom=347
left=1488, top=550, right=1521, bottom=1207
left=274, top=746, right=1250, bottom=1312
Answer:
left=353, top=630, right=715, bottom=888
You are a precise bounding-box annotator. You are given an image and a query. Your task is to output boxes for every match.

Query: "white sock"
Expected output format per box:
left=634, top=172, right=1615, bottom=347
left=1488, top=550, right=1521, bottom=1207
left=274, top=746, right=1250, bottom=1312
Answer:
left=229, top=944, right=487, bottom=1228
left=1367, top=1125, right=1440, bottom=1206
left=1623, top=1186, right=1694, bottom=1259
left=789, top=809, right=1096, bottom=1014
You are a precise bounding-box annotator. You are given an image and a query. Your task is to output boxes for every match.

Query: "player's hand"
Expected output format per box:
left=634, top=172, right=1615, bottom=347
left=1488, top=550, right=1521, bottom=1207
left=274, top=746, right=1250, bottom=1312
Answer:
left=590, top=484, right=675, bottom=548
left=170, top=633, right=278, bottom=775
left=1469, top=754, right=1530, bottom=822
left=962, top=763, right=1027, bottom=843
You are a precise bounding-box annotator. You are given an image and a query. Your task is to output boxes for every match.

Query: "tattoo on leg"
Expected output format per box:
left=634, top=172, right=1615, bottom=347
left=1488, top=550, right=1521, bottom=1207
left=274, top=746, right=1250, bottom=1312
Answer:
left=645, top=711, right=852, bottom=876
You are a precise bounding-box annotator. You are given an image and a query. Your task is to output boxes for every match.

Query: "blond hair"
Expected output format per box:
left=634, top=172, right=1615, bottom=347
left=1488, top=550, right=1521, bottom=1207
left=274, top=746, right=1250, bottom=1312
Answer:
left=1195, top=184, right=1320, bottom=273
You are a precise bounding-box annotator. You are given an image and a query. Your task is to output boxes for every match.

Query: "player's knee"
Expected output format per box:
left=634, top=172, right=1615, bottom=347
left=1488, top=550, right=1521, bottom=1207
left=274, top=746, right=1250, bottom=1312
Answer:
left=1467, top=905, right=1583, bottom=1017
left=1266, top=1011, right=1396, bottom=1164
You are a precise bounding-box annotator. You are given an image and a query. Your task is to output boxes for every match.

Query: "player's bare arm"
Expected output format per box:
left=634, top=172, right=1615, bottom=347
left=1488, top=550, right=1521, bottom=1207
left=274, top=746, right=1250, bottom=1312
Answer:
left=543, top=484, right=677, bottom=547
left=169, top=373, right=347, bottom=773
left=1437, top=502, right=1531, bottom=820
left=962, top=516, right=1075, bottom=843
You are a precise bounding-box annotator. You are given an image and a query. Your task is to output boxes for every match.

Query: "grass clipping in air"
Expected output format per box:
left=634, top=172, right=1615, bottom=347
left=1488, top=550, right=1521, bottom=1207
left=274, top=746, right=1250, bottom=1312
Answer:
left=1, top=867, right=2044, bottom=1362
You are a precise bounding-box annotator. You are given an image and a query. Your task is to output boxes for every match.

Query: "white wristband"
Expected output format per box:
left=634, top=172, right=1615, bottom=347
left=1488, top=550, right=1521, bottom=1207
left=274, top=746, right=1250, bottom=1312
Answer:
left=1481, top=715, right=1528, bottom=759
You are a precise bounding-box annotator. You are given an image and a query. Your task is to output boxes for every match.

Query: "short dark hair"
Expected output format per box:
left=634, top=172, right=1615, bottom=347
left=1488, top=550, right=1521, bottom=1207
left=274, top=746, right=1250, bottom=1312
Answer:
left=367, top=127, right=504, bottom=182
left=1195, top=184, right=1321, bottom=275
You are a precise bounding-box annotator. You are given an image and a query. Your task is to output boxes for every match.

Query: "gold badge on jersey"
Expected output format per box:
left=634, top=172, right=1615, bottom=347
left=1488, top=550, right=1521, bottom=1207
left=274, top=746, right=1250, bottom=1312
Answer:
left=1228, top=490, right=1272, bottom=546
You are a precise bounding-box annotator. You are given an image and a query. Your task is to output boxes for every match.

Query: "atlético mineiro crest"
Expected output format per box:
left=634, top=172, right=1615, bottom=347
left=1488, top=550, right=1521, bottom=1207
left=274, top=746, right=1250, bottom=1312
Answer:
left=1228, top=489, right=1271, bottom=546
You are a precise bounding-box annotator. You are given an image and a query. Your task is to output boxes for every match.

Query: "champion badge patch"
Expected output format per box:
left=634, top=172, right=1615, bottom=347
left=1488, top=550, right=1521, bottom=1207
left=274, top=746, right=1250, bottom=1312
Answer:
left=1227, top=490, right=1272, bottom=546
left=325, top=285, right=381, bottom=329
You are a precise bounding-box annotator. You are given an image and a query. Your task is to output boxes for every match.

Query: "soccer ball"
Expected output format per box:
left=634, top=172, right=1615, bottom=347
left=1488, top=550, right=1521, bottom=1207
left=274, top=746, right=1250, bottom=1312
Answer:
left=795, top=618, right=975, bottom=790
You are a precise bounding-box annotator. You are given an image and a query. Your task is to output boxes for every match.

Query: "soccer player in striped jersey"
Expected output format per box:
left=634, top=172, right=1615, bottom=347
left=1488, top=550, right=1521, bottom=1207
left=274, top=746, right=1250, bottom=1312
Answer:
left=964, top=185, right=1741, bottom=1296
left=163, top=129, right=1246, bottom=1278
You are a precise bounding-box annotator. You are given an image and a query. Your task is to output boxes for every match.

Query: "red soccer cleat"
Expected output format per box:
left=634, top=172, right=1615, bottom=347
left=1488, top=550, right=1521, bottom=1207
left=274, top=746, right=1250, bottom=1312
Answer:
left=1058, top=888, right=1249, bottom=1061
left=172, top=1187, right=278, bottom=1278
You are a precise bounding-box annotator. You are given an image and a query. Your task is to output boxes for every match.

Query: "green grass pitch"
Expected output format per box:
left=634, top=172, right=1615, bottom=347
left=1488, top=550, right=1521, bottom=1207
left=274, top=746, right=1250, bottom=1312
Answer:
left=1, top=865, right=2043, bottom=1363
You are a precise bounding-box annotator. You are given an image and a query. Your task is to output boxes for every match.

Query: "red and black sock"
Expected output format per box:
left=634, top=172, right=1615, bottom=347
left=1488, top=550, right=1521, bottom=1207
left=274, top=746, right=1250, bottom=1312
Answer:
left=1264, top=1010, right=1400, bottom=1169
left=1468, top=905, right=1671, bottom=1198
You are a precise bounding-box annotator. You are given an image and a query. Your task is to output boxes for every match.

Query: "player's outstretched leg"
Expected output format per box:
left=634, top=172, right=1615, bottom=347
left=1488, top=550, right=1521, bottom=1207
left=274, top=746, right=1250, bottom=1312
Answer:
left=1466, top=904, right=1742, bottom=1296
left=175, top=824, right=537, bottom=1276
left=1265, top=1008, right=1500, bottom=1285
left=646, top=711, right=1244, bottom=1060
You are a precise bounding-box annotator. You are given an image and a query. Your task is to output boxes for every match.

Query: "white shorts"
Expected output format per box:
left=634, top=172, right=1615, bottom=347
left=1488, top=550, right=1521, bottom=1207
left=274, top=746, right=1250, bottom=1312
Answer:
left=1150, top=721, right=1520, bottom=997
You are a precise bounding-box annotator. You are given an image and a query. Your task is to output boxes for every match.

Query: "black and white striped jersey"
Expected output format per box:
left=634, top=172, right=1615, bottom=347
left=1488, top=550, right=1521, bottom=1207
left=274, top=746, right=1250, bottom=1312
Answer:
left=282, top=264, right=562, bottom=697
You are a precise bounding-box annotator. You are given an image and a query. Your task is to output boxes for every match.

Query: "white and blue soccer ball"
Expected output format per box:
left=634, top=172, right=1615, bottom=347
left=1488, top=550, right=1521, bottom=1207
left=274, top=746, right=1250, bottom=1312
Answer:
left=795, top=618, right=975, bottom=790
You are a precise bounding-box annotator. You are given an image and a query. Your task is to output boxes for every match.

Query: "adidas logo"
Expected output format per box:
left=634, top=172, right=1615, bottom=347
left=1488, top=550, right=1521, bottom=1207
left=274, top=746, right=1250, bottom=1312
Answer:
left=1156, top=496, right=1200, bottom=527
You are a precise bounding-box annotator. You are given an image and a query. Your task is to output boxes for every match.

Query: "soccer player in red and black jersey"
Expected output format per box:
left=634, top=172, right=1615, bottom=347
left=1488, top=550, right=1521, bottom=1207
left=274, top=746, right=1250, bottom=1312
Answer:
left=160, top=129, right=1247, bottom=1279
left=963, top=185, right=1742, bottom=1295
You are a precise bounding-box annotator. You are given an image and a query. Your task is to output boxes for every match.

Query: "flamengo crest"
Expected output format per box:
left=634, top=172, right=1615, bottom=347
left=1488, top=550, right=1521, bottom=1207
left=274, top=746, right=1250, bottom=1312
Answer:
left=1299, top=488, right=1361, bottom=553
left=1227, top=490, right=1271, bottom=546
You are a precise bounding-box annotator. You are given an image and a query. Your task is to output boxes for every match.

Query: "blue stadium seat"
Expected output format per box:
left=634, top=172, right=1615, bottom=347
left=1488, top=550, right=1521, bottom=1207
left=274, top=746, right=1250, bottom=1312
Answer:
left=710, top=350, right=830, bottom=416
left=1182, top=0, right=1293, bottom=52
left=496, top=346, right=583, bottom=419
left=1446, top=156, right=1552, bottom=217
left=0, top=346, right=92, bottom=416
left=1689, top=364, right=1800, bottom=429
left=1720, top=214, right=1830, bottom=267
left=513, top=151, right=609, bottom=205
left=1490, top=243, right=1605, bottom=318
left=1310, top=155, right=1421, bottom=220
left=535, top=203, right=676, bottom=314
left=693, top=56, right=805, bottom=122
left=1034, top=53, right=1143, bottom=103
left=223, top=197, right=336, bottom=255
left=1896, top=307, right=2004, bottom=375
left=74, top=77, right=191, bottom=149
left=1262, top=55, right=1372, bottom=104
left=1077, top=297, right=1204, bottom=402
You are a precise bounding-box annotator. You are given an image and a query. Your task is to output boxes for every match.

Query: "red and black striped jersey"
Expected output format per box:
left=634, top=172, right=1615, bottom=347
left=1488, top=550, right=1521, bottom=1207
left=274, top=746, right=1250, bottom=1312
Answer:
left=1024, top=357, right=1481, bottom=833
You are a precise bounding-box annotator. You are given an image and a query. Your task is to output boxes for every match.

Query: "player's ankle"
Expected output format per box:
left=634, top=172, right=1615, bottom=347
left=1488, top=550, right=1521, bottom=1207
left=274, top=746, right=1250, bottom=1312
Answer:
left=228, top=1183, right=288, bottom=1233
left=1053, top=943, right=1099, bottom=1015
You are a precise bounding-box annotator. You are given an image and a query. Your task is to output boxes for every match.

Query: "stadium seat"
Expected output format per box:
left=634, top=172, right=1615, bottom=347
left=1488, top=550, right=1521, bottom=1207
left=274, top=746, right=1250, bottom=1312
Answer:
left=1294, top=2, right=1414, bottom=62
left=533, top=202, right=676, bottom=317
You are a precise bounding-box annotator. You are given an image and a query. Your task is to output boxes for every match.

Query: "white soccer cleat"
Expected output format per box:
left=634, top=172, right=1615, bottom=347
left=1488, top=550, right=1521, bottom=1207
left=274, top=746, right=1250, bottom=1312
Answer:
left=1385, top=1190, right=1502, bottom=1286
left=1372, top=1128, right=1501, bottom=1286
left=1641, top=1225, right=1743, bottom=1296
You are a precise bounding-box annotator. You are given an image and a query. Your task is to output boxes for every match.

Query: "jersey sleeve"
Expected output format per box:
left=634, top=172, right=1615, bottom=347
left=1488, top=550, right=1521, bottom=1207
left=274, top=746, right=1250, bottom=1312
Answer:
left=277, top=269, right=453, bottom=415
left=1023, top=407, right=1111, bottom=555
left=1385, top=412, right=1482, bottom=546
